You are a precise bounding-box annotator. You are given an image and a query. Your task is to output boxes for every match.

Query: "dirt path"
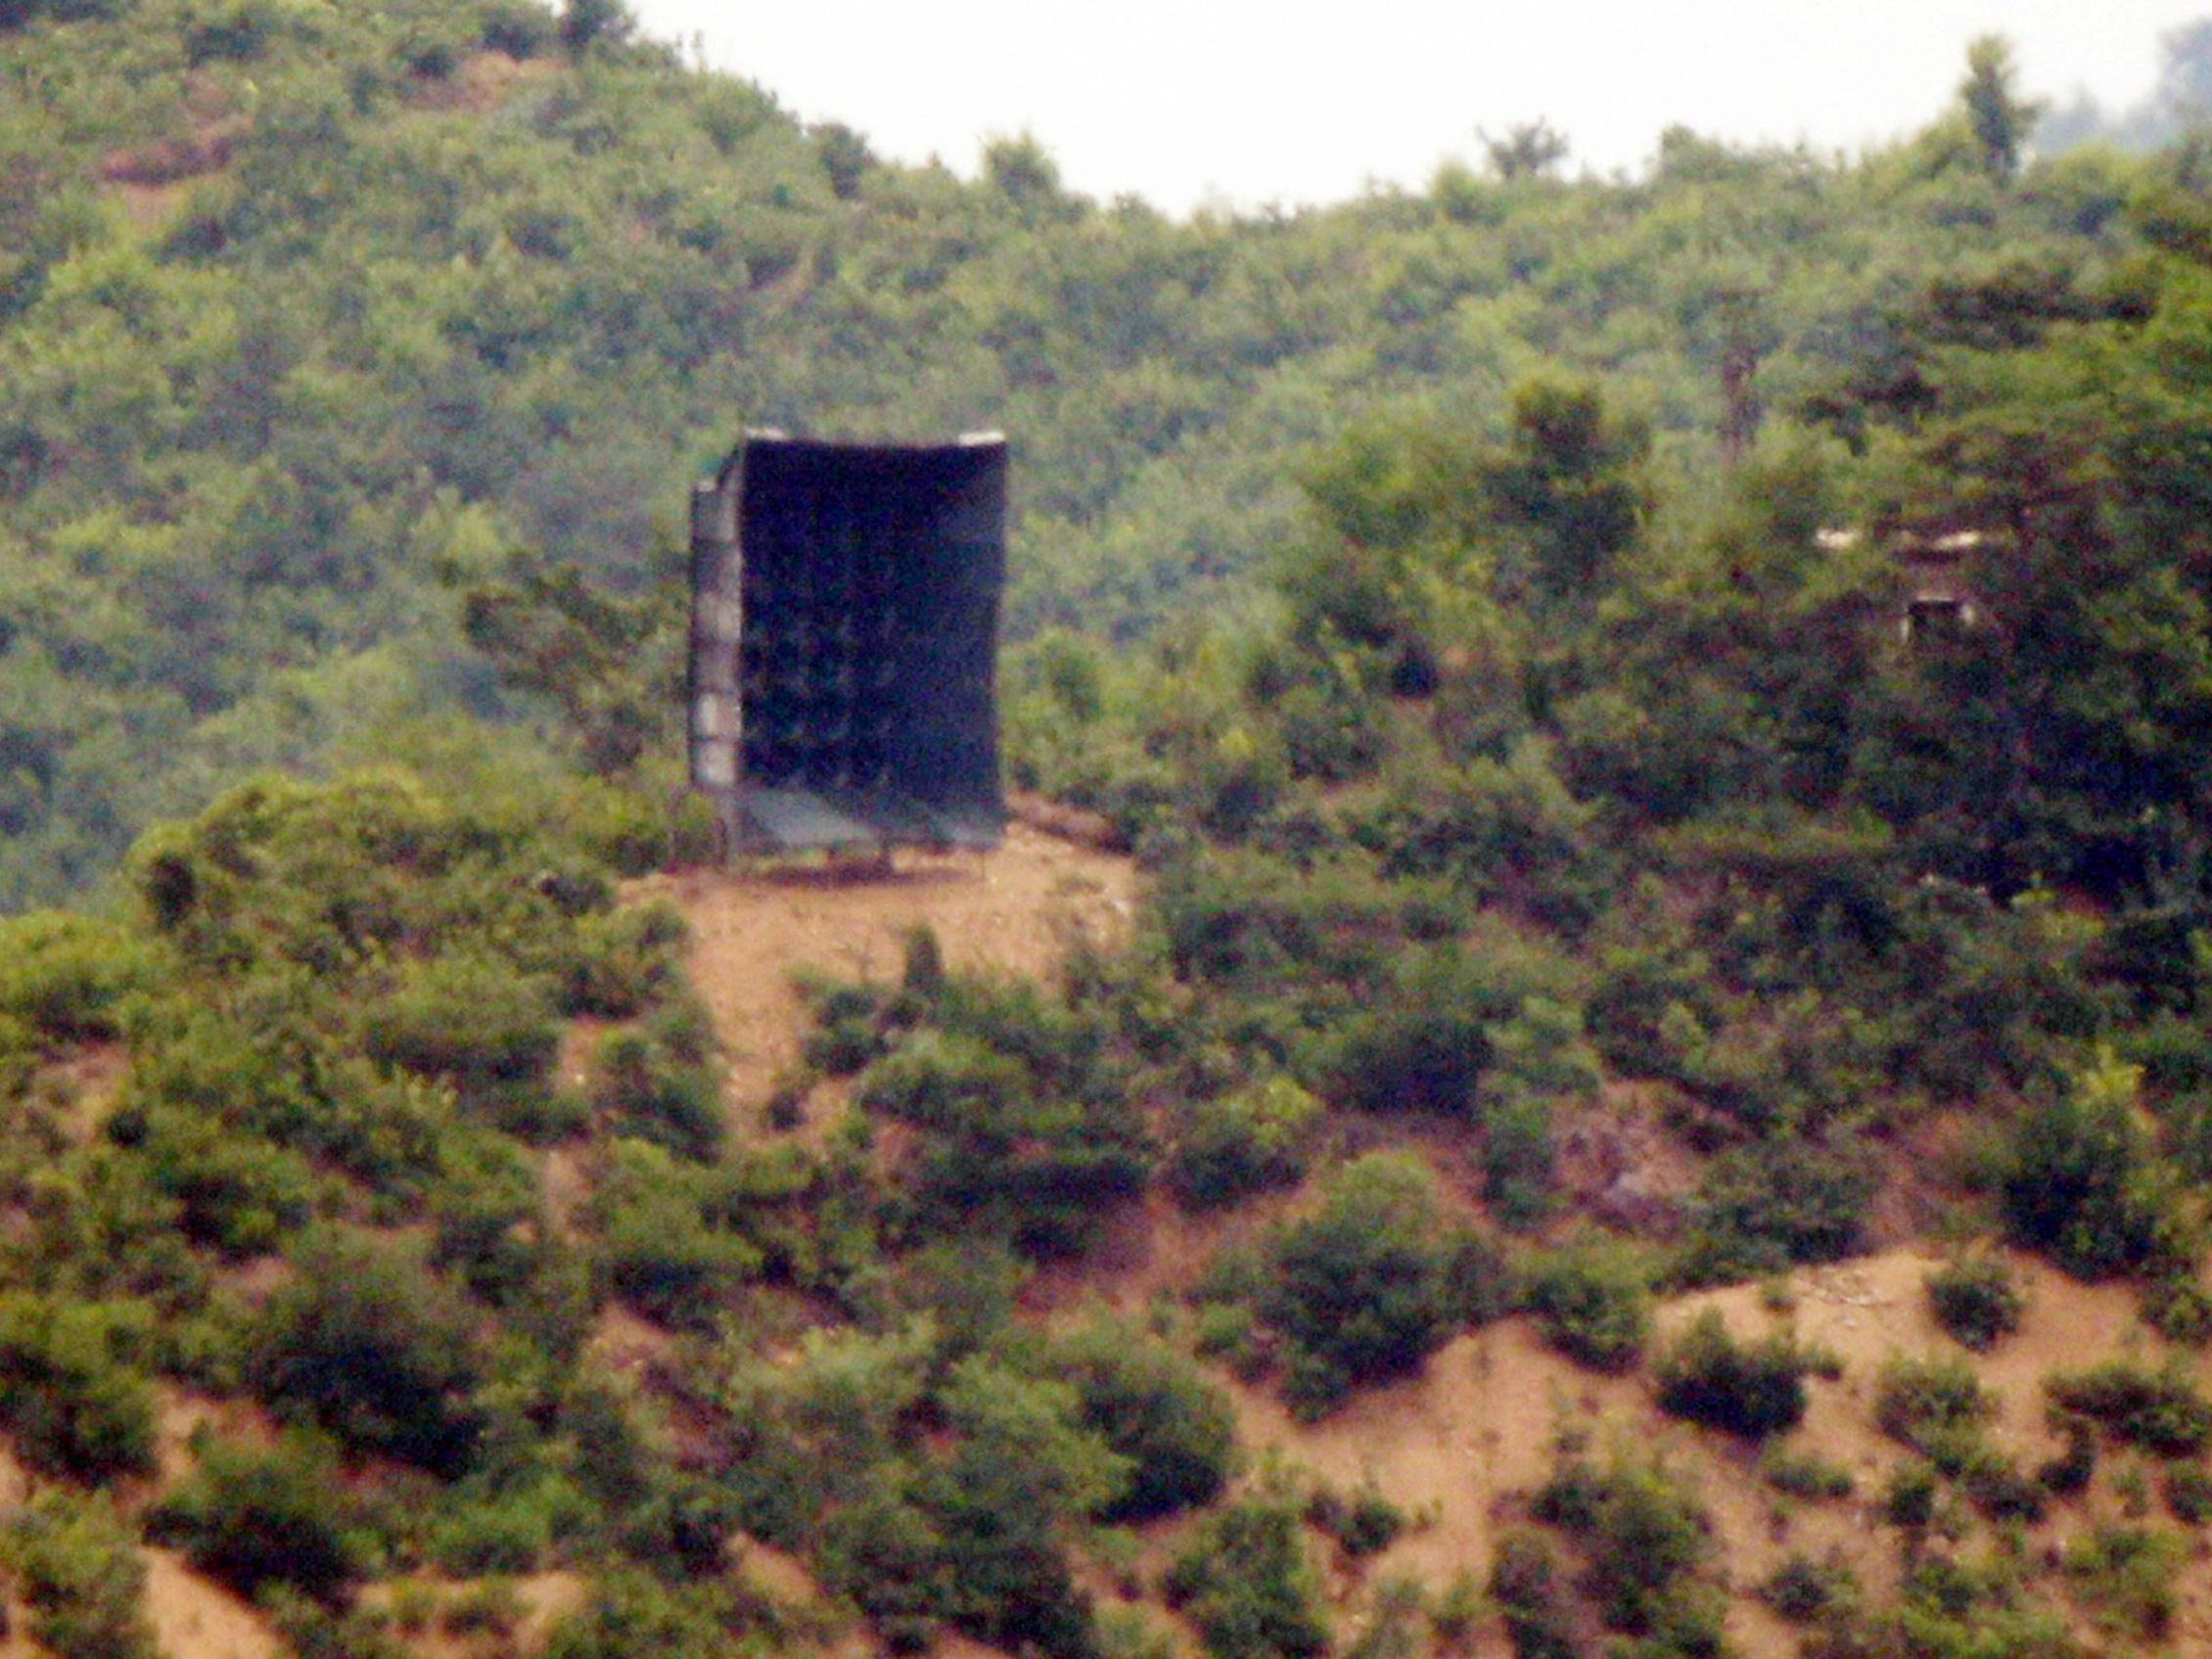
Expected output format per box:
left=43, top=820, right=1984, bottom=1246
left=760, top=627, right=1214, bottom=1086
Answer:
left=650, top=822, right=1137, bottom=1129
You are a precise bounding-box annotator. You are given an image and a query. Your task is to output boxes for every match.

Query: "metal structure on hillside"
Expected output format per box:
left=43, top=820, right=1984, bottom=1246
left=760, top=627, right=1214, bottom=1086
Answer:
left=687, top=433, right=1009, bottom=855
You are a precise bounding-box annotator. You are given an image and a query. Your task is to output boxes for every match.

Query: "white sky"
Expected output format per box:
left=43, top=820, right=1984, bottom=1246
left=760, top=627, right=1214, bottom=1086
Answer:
left=634, top=2, right=2211, bottom=215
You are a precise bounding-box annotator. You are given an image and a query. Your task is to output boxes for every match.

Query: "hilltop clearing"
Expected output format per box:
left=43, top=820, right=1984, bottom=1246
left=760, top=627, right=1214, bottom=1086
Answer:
left=652, top=813, right=1138, bottom=1128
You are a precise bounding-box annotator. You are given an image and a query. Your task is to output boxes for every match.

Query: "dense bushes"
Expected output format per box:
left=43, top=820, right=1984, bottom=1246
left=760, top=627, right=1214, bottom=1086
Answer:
left=1653, top=1310, right=1822, bottom=1439
left=2000, top=1052, right=2171, bottom=1279
left=1046, top=1318, right=1236, bottom=1521
left=1925, top=1253, right=2027, bottom=1350
left=1168, top=1076, right=1318, bottom=1209
left=1166, top=1490, right=1329, bottom=1659
left=1873, top=1354, right=1994, bottom=1464
left=248, top=1228, right=488, bottom=1474
left=1, top=1491, right=158, bottom=1659
left=1251, top=1153, right=1497, bottom=1414
left=0, top=1293, right=157, bottom=1481
left=2046, top=1359, right=2212, bottom=1456
left=152, top=1434, right=360, bottom=1602
left=1523, top=1236, right=1652, bottom=1371
left=0, top=913, right=159, bottom=1041
left=1533, top=1445, right=1722, bottom=1649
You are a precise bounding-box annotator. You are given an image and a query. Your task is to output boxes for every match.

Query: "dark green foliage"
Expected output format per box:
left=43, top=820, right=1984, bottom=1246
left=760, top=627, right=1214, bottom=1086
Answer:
left=363, top=949, right=562, bottom=1103
left=1874, top=1354, right=1994, bottom=1464
left=1961, top=1445, right=2049, bottom=1522
left=1306, top=1479, right=1405, bottom=1557
left=1763, top=1553, right=1856, bottom=1623
left=853, top=986, right=1152, bottom=1256
left=1925, top=1253, right=2027, bottom=1351
left=1759, top=1444, right=1855, bottom=1500
left=1653, top=1310, right=1818, bottom=1439
left=1682, top=1137, right=1876, bottom=1280
left=248, top=1228, right=488, bottom=1474
left=590, top=1138, right=760, bottom=1326
left=0, top=912, right=157, bottom=1040
left=1168, top=1077, right=1318, bottom=1209
left=1165, top=1491, right=1329, bottom=1659
left=1533, top=1447, right=1717, bottom=1642
left=1257, top=1154, right=1467, bottom=1414
left=2162, top=1463, right=2212, bottom=1523
left=0, top=1293, right=157, bottom=1481
left=1523, top=1236, right=1652, bottom=1372
left=590, top=1003, right=722, bottom=1162
left=0, top=1491, right=158, bottom=1659
left=2000, top=1055, right=2169, bottom=1279
left=152, top=1434, right=359, bottom=1603
left=1882, top=1461, right=1940, bottom=1529
left=2061, top=1524, right=2184, bottom=1642
left=1326, top=948, right=1498, bottom=1116
left=2046, top=1358, right=2212, bottom=1456
left=1046, top=1319, right=1235, bottom=1521
left=1489, top=1531, right=1577, bottom=1659
left=2038, top=1418, right=2098, bottom=1495
left=542, top=1573, right=738, bottom=1659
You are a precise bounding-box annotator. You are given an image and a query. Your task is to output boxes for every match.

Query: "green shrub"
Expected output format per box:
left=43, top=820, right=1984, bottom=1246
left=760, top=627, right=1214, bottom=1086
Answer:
left=591, top=1013, right=722, bottom=1163
left=1925, top=1253, right=2026, bottom=1351
left=1165, top=1490, right=1329, bottom=1659
left=1046, top=1319, right=1235, bottom=1521
left=1523, top=1236, right=1652, bottom=1372
left=1653, top=1309, right=1817, bottom=1439
left=2046, top=1358, right=2212, bottom=1456
left=1168, top=1076, right=1318, bottom=1209
left=1488, top=1531, right=1576, bottom=1659
left=1960, top=1445, right=2048, bottom=1523
left=562, top=900, right=685, bottom=1018
left=2000, top=1050, right=2166, bottom=1279
left=1, top=1491, right=157, bottom=1659
left=1260, top=1154, right=1460, bottom=1414
left=1759, top=1444, right=1854, bottom=1500
left=479, top=0, right=556, bottom=56
left=0, top=1293, right=158, bottom=1481
left=1533, top=1446, right=1714, bottom=1637
left=124, top=1107, right=316, bottom=1255
left=1882, top=1460, right=1939, bottom=1529
left=361, top=949, right=561, bottom=1103
left=857, top=1028, right=1027, bottom=1123
left=1874, top=1354, right=1994, bottom=1465
left=0, top=912, right=158, bottom=1041
left=2062, top=1524, right=2184, bottom=1641
left=151, top=1434, right=359, bottom=1602
left=1762, top=1552, right=1856, bottom=1622
left=1306, top=1478, right=1405, bottom=1558
left=2163, top=1463, right=2212, bottom=1523
left=248, top=1228, right=488, bottom=1474
left=2141, top=1268, right=2212, bottom=1344
left=1480, top=1091, right=1556, bottom=1230
left=540, top=1572, right=735, bottom=1659
left=2038, top=1418, right=2098, bottom=1494
left=1682, top=1137, right=1875, bottom=1280
left=1327, top=951, right=1497, bottom=1116
left=260, top=1587, right=413, bottom=1659
left=591, top=1138, right=760, bottom=1327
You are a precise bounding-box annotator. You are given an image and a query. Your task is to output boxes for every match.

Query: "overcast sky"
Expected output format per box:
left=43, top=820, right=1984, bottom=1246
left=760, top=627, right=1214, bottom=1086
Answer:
left=630, top=1, right=2209, bottom=214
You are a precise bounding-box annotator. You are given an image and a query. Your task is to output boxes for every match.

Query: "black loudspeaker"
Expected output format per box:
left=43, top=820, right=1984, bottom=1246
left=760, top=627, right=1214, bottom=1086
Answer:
left=688, top=434, right=1007, bottom=853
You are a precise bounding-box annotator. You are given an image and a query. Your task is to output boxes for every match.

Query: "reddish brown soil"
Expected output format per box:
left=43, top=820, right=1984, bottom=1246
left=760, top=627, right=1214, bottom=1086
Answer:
left=646, top=822, right=1137, bottom=1134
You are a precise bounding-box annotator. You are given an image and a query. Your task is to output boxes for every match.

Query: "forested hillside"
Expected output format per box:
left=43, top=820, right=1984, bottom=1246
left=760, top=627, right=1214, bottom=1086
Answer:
left=14, top=3, right=2212, bottom=1658
left=0, top=0, right=2169, bottom=905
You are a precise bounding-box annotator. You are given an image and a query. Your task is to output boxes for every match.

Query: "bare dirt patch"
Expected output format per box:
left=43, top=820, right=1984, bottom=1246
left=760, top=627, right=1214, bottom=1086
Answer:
left=654, top=822, right=1137, bottom=1131
left=1204, top=1246, right=2212, bottom=1659
left=144, top=1547, right=282, bottom=1659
